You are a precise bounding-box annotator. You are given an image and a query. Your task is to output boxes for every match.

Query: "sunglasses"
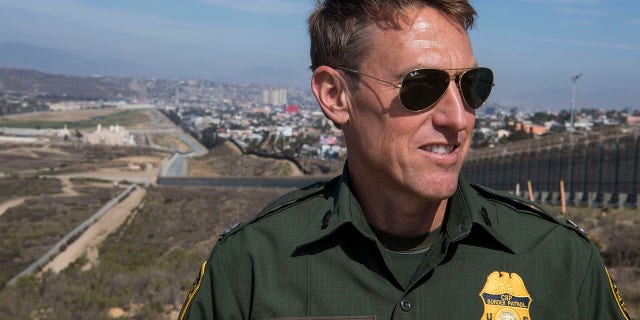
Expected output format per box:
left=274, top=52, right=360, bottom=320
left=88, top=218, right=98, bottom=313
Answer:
left=335, top=66, right=494, bottom=112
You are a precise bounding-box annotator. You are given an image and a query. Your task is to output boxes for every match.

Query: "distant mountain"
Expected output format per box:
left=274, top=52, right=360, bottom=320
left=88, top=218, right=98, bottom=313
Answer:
left=498, top=87, right=637, bottom=112
left=0, top=41, right=152, bottom=78
left=214, top=65, right=310, bottom=89
left=0, top=68, right=141, bottom=100
left=0, top=41, right=312, bottom=88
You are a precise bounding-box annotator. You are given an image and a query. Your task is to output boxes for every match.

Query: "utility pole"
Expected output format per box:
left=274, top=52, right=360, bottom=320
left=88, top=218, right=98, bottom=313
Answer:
left=570, top=73, right=583, bottom=130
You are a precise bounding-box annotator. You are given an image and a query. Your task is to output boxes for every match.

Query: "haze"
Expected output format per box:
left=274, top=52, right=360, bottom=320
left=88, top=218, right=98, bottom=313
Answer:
left=0, top=0, right=638, bottom=110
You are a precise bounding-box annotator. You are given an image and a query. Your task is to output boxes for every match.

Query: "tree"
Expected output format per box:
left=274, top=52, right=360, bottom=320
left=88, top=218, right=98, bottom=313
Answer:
left=508, top=127, right=530, bottom=142
left=201, top=126, right=224, bottom=149
left=471, top=131, right=490, bottom=148
left=531, top=112, right=553, bottom=125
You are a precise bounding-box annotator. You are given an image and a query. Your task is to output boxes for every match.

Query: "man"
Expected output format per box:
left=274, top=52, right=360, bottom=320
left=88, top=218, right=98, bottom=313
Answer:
left=180, top=1, right=631, bottom=319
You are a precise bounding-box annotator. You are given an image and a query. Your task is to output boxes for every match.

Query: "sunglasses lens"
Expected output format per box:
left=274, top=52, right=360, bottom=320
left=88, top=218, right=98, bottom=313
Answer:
left=461, top=67, right=493, bottom=109
left=399, top=69, right=449, bottom=111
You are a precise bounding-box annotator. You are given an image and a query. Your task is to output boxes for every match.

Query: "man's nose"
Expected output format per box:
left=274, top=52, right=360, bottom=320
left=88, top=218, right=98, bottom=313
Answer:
left=430, top=81, right=471, bottom=131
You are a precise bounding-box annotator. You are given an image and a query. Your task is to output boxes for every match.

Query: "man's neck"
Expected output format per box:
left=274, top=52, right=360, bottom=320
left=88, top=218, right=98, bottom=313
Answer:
left=348, top=169, right=449, bottom=237
left=361, top=196, right=448, bottom=237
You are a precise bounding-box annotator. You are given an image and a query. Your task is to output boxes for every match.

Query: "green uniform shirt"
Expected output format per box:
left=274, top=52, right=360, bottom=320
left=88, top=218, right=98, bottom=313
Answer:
left=179, top=171, right=630, bottom=320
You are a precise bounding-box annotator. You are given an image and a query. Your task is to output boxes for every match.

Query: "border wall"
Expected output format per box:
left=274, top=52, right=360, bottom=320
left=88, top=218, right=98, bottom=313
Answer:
left=463, top=126, right=640, bottom=208
left=6, top=185, right=137, bottom=286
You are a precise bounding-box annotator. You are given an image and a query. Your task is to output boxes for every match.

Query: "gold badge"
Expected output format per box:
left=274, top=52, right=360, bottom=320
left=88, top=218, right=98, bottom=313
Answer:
left=479, top=271, right=532, bottom=320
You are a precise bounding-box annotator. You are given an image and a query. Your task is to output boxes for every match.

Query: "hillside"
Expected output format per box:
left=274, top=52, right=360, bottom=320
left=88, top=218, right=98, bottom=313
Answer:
left=189, top=141, right=305, bottom=177
left=0, top=142, right=637, bottom=319
left=0, top=68, right=141, bottom=100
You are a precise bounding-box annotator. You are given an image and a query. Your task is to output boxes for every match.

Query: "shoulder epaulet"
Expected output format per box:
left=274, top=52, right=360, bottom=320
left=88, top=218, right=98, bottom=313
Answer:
left=255, top=179, right=331, bottom=217
left=469, top=181, right=589, bottom=240
left=217, top=178, right=336, bottom=242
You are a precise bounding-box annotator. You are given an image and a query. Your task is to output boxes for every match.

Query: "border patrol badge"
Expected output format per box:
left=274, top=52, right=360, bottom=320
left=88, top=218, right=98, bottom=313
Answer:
left=479, top=271, right=532, bottom=320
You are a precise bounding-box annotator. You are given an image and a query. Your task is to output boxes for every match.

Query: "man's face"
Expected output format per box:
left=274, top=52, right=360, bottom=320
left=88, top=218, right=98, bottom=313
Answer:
left=343, top=6, right=477, bottom=202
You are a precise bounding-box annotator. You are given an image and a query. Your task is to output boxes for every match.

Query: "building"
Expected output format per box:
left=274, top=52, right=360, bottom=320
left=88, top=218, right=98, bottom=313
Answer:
left=285, top=104, right=301, bottom=114
left=83, top=124, right=136, bottom=146
left=261, top=88, right=288, bottom=106
left=516, top=121, right=548, bottom=135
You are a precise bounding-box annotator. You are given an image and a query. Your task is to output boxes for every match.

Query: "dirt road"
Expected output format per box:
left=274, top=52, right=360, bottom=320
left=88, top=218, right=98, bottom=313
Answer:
left=0, top=176, right=79, bottom=217
left=2, top=153, right=163, bottom=273
left=42, top=187, right=147, bottom=273
left=0, top=198, right=27, bottom=216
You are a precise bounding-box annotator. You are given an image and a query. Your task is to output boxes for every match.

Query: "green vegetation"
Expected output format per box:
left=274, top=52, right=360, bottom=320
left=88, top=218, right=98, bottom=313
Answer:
left=189, top=141, right=303, bottom=177
left=68, top=177, right=113, bottom=185
left=0, top=110, right=149, bottom=129
left=0, top=142, right=637, bottom=319
left=0, top=185, right=290, bottom=319
left=0, top=119, right=69, bottom=129
left=0, top=176, right=62, bottom=203
left=0, top=144, right=167, bottom=176
left=0, top=181, right=123, bottom=290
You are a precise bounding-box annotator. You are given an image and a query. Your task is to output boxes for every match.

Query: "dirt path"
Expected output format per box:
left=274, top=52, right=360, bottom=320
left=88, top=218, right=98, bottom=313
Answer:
left=58, top=176, right=80, bottom=197
left=0, top=197, right=28, bottom=216
left=42, top=187, right=147, bottom=273
left=0, top=176, right=79, bottom=217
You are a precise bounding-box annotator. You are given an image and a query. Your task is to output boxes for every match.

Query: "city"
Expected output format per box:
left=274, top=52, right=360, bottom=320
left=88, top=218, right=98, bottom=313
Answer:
left=3, top=69, right=638, bottom=163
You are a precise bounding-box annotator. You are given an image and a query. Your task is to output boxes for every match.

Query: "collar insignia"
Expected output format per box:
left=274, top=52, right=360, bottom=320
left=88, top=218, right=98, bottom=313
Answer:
left=479, top=271, right=532, bottom=320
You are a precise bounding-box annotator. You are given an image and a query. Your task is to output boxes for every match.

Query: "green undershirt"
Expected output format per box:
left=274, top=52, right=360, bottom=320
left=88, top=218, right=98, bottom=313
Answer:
left=371, top=225, right=443, bottom=288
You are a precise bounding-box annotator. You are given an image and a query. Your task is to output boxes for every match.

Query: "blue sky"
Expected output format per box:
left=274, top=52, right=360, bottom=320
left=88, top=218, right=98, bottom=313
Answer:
left=0, top=0, right=639, bottom=110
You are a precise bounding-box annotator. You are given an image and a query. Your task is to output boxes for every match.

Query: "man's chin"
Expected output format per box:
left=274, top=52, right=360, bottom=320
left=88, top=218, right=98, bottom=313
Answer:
left=413, top=176, right=459, bottom=200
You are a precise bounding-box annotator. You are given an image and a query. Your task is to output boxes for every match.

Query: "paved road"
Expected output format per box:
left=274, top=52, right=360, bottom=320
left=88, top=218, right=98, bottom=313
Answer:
left=160, top=133, right=208, bottom=177
left=178, top=134, right=208, bottom=156
left=162, top=153, right=188, bottom=177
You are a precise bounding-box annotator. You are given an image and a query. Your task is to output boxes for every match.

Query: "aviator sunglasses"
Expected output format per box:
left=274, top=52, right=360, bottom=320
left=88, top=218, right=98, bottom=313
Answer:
left=335, top=66, right=494, bottom=112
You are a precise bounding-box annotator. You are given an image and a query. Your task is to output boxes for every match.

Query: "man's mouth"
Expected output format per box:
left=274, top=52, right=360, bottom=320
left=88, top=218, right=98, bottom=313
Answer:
left=420, top=144, right=455, bottom=154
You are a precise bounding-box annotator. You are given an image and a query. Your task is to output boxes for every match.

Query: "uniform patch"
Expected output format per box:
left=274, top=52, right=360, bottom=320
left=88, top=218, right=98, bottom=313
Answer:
left=605, top=267, right=631, bottom=320
left=479, top=271, right=532, bottom=320
left=179, top=260, right=207, bottom=320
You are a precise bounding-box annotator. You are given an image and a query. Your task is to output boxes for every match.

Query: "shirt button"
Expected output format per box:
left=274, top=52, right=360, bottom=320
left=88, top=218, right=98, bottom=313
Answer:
left=400, top=299, right=412, bottom=312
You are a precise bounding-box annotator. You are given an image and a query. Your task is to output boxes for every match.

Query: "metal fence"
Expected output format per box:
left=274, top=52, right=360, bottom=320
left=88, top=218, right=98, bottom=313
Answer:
left=462, top=126, right=640, bottom=208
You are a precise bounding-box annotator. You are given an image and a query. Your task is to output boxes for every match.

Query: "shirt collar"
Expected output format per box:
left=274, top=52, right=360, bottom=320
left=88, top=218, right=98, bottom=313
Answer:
left=295, top=166, right=375, bottom=249
left=296, top=167, right=516, bottom=254
left=448, top=177, right=517, bottom=254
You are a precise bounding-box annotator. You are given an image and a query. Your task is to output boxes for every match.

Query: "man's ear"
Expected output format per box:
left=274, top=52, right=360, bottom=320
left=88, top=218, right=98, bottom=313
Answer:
left=311, top=66, right=351, bottom=127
